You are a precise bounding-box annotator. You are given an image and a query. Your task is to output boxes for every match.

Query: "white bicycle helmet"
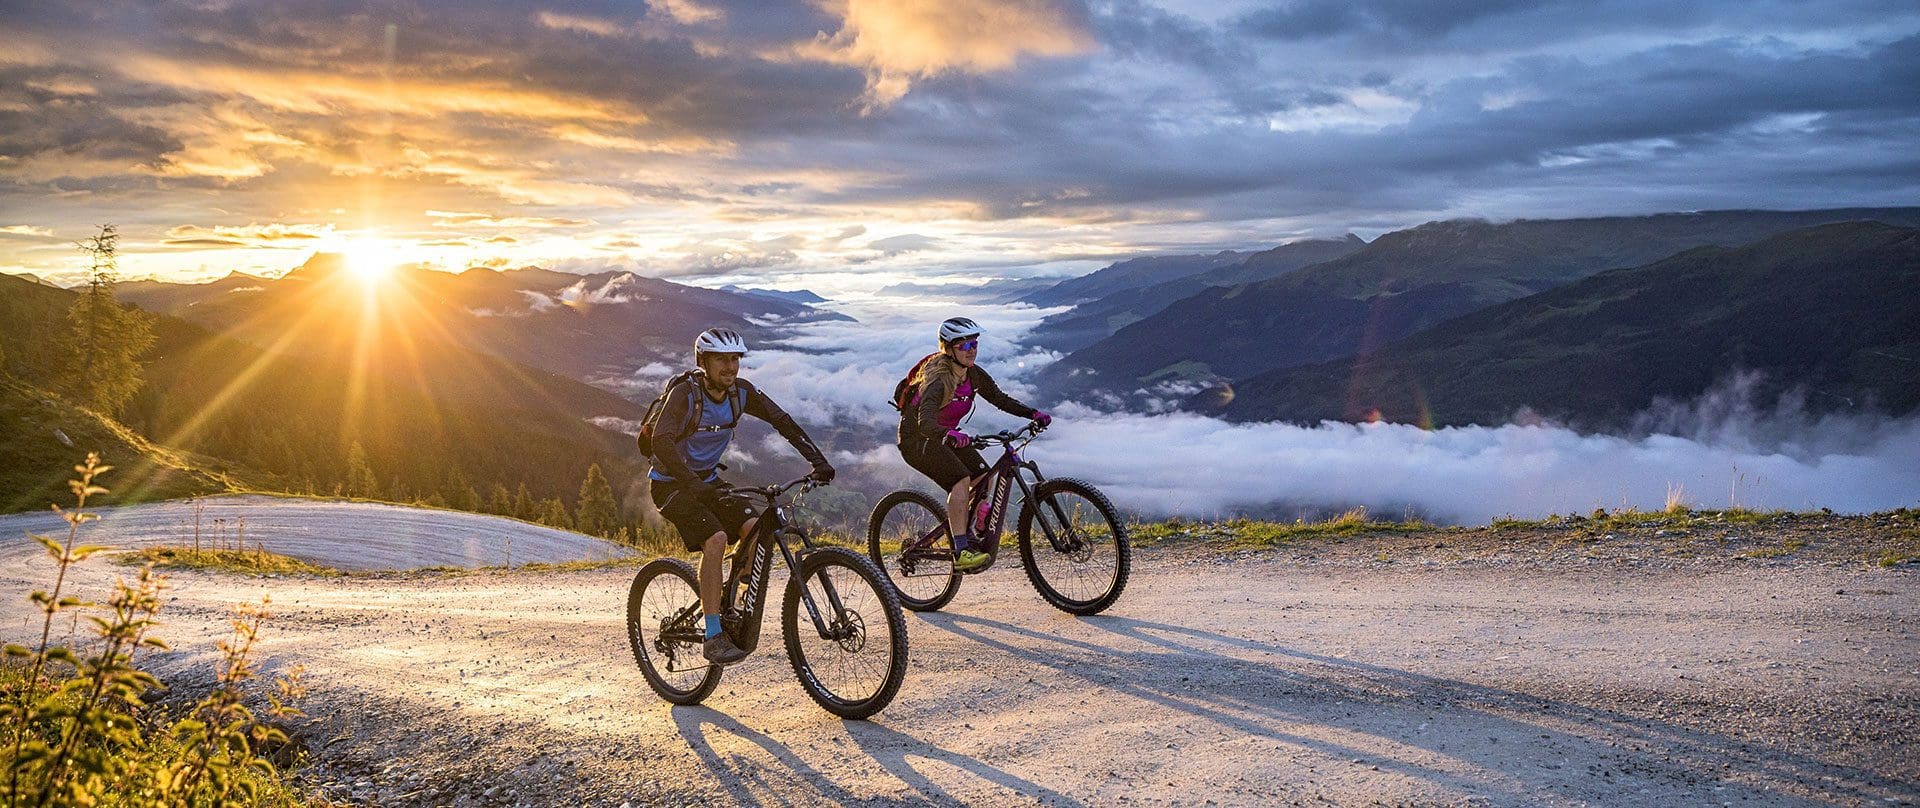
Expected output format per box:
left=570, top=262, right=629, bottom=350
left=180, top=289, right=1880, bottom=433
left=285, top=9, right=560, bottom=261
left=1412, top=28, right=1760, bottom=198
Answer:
left=938, top=316, right=983, bottom=344
left=693, top=327, right=747, bottom=355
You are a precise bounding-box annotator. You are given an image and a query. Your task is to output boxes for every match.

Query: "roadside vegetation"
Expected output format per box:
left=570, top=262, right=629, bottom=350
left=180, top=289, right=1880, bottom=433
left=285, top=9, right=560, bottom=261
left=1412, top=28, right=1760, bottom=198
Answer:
left=1124, top=505, right=1920, bottom=567
left=2, top=454, right=315, bottom=806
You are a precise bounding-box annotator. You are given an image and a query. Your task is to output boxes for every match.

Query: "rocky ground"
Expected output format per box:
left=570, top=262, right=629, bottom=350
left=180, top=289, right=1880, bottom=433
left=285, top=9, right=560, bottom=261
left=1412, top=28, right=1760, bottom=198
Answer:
left=2, top=506, right=1916, bottom=806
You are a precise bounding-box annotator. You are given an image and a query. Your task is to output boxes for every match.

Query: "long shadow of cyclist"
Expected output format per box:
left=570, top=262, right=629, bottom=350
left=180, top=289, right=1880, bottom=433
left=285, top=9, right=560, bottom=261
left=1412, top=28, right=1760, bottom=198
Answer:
left=843, top=720, right=1085, bottom=807
left=671, top=705, right=1079, bottom=806
left=915, top=611, right=1913, bottom=806
left=671, top=707, right=861, bottom=806
left=1079, top=613, right=1909, bottom=804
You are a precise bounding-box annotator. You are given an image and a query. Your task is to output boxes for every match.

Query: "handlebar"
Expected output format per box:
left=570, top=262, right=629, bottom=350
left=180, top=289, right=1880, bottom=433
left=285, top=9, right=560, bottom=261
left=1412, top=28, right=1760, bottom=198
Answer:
left=954, top=419, right=1047, bottom=447
left=718, top=475, right=823, bottom=500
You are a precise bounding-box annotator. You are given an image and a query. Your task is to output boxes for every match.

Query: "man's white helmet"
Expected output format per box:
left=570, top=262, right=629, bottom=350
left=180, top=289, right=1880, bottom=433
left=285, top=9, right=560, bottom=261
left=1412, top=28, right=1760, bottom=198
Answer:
left=694, top=327, right=747, bottom=355
left=938, top=317, right=983, bottom=344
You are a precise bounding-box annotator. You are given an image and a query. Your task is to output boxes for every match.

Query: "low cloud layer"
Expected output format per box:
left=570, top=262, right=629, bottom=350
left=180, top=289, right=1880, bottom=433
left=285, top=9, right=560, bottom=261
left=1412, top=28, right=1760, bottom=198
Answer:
left=707, top=295, right=1920, bottom=524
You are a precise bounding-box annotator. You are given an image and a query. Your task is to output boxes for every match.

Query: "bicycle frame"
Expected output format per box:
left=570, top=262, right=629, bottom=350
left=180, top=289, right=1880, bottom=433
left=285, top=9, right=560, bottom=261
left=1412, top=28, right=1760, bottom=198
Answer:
left=969, top=430, right=1044, bottom=556
left=897, top=422, right=1063, bottom=571
left=654, top=478, right=851, bottom=669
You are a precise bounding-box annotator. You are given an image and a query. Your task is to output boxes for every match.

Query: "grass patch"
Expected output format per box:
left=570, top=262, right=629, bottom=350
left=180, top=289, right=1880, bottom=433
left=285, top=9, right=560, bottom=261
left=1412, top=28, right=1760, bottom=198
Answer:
left=1871, top=519, right=1920, bottom=567
left=1739, top=538, right=1810, bottom=559
left=1226, top=510, right=1432, bottom=549
left=503, top=556, right=649, bottom=573
left=121, top=546, right=336, bottom=576
left=1128, top=519, right=1204, bottom=548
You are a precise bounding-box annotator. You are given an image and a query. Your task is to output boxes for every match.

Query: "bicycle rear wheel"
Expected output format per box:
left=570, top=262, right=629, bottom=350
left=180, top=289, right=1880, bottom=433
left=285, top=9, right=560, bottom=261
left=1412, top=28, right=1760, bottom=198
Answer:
left=866, top=489, right=961, bottom=611
left=626, top=558, right=723, bottom=704
left=782, top=546, right=908, bottom=719
left=1016, top=477, right=1130, bottom=616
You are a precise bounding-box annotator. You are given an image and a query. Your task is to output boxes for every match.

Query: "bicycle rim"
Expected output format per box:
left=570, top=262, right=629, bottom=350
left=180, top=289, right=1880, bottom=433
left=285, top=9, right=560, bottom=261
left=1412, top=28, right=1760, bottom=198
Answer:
left=866, top=490, right=961, bottom=611
left=783, top=547, right=908, bottom=719
left=1018, top=478, right=1130, bottom=615
left=627, top=558, right=722, bottom=703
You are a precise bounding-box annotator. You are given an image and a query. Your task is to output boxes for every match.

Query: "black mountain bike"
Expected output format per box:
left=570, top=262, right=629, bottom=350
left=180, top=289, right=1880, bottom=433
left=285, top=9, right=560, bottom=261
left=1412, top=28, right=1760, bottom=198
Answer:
left=626, top=476, right=908, bottom=719
left=867, top=421, right=1130, bottom=616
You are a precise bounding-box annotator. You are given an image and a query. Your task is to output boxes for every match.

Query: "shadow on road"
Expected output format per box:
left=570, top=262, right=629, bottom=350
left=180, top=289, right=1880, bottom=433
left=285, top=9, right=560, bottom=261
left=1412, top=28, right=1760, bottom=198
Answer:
left=671, top=704, right=1079, bottom=806
left=915, top=611, right=1911, bottom=806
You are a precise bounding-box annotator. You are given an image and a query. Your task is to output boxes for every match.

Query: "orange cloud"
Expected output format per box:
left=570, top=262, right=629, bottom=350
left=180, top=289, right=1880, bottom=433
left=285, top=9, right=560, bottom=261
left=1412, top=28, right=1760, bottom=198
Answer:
left=164, top=223, right=335, bottom=247
left=425, top=211, right=595, bottom=229
left=119, top=54, right=630, bottom=122
left=800, top=0, right=1096, bottom=107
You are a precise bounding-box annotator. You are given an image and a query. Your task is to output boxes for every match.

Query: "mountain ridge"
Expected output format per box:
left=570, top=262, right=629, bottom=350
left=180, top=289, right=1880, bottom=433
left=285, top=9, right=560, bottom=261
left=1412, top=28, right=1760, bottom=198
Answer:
left=1210, top=221, right=1920, bottom=426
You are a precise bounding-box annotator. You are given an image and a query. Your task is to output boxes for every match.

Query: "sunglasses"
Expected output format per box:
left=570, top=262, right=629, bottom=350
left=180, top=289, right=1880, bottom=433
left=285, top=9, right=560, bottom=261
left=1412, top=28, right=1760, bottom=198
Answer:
left=953, top=339, right=979, bottom=351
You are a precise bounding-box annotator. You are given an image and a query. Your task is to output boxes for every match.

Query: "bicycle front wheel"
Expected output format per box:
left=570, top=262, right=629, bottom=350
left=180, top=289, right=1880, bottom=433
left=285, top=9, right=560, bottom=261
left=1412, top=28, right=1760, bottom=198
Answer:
left=1016, top=477, right=1131, bottom=615
left=866, top=489, right=961, bottom=611
left=627, top=558, right=723, bottom=704
left=782, top=546, right=908, bottom=719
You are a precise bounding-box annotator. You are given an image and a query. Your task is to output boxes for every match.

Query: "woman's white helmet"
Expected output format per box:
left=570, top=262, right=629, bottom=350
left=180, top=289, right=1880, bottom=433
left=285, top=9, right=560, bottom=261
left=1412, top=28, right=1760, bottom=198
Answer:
left=694, top=327, right=747, bottom=356
left=938, top=317, right=983, bottom=344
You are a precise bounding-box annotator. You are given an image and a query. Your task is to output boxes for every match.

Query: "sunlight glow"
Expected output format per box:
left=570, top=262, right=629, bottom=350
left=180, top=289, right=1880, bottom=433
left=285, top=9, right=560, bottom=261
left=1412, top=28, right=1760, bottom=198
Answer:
left=342, top=239, right=399, bottom=284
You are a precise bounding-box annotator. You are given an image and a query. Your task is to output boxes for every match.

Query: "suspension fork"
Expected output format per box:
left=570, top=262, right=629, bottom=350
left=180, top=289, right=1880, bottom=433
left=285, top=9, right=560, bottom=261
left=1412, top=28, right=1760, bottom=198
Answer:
left=1015, top=463, right=1082, bottom=553
left=780, top=529, right=854, bottom=640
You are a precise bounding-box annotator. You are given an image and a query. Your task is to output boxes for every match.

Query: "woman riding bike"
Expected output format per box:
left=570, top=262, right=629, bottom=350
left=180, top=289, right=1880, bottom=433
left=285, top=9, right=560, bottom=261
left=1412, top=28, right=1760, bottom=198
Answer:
left=895, top=317, right=1051, bottom=573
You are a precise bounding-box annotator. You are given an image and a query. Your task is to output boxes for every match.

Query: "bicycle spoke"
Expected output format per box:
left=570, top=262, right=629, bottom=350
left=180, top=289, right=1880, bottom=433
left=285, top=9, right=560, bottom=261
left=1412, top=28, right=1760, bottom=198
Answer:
left=790, top=555, right=897, bottom=706
left=1020, top=480, right=1130, bottom=615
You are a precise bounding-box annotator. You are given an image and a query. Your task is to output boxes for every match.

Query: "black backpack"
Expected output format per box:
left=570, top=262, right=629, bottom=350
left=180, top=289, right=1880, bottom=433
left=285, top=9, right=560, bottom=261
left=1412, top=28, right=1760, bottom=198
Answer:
left=889, top=353, right=941, bottom=412
left=636, top=370, right=745, bottom=459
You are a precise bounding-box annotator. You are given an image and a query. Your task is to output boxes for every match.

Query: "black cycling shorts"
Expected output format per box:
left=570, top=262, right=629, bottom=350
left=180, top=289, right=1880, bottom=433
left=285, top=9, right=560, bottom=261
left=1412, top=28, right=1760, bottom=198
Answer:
left=655, top=479, right=756, bottom=552
left=899, top=436, right=988, bottom=491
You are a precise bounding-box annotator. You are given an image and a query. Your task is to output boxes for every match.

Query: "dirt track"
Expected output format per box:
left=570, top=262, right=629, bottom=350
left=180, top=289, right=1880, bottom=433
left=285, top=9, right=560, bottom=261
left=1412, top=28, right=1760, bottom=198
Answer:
left=3, top=507, right=1918, bottom=806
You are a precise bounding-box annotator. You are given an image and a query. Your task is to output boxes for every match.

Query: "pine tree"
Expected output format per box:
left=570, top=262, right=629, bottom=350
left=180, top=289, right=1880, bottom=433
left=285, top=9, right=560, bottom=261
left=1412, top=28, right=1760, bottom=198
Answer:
left=61, top=224, right=155, bottom=415
left=487, top=483, right=513, bottom=515
left=513, top=483, right=535, bottom=521
left=576, top=464, right=618, bottom=538
left=540, top=497, right=572, bottom=530
left=345, top=441, right=379, bottom=498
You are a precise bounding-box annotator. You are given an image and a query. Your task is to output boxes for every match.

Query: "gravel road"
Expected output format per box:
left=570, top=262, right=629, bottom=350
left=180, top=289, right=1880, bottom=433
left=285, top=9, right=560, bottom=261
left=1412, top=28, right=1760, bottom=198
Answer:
left=2, top=501, right=1916, bottom=807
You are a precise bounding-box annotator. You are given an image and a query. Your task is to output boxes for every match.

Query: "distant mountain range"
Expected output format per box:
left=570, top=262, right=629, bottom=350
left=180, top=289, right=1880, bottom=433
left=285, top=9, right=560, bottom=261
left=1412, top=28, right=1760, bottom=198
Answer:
left=1021, top=237, right=1366, bottom=352
left=1209, top=222, right=1920, bottom=426
left=1018, top=251, right=1254, bottom=309
left=118, top=257, right=851, bottom=390
left=721, top=285, right=828, bottom=305
left=1036, top=208, right=1920, bottom=414
left=877, top=277, right=1060, bottom=303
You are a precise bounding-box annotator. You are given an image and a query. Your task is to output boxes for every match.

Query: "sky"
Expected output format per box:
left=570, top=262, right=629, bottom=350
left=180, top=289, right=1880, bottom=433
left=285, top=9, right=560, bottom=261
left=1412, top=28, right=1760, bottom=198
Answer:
left=3, top=0, right=1919, bottom=286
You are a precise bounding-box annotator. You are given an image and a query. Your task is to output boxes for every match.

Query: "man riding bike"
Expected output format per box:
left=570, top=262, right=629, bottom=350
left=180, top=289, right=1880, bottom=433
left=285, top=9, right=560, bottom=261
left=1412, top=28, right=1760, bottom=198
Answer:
left=651, top=327, right=835, bottom=664
left=896, top=317, right=1051, bottom=573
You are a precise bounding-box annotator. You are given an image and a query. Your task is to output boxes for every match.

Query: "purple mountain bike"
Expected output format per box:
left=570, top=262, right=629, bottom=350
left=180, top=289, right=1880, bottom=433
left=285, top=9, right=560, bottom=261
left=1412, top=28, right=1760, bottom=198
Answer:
left=866, top=421, right=1130, bottom=616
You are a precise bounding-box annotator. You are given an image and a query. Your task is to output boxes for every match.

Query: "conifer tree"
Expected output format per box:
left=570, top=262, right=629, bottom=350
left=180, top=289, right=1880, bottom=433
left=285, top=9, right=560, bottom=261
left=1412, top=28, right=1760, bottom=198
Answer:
left=61, top=224, right=155, bottom=415
left=576, top=463, right=618, bottom=537
left=487, top=483, right=513, bottom=515
left=539, top=497, right=572, bottom=530
left=514, top=483, right=535, bottom=520
left=345, top=441, right=379, bottom=498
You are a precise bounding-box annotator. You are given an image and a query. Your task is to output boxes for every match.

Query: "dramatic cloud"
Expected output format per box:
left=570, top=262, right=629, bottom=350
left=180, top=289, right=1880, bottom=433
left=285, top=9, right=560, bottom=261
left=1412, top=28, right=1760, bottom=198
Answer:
left=1, top=2, right=1916, bottom=282
left=800, top=0, right=1098, bottom=106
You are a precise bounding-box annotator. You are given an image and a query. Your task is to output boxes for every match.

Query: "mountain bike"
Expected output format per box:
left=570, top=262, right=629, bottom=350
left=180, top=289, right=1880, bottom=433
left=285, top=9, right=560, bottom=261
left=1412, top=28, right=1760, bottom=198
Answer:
left=867, top=421, right=1130, bottom=616
left=626, top=476, right=908, bottom=719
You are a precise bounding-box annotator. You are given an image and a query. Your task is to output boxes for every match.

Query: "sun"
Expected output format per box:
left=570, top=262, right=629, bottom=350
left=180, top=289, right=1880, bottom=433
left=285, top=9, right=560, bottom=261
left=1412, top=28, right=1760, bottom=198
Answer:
left=341, top=238, right=398, bottom=284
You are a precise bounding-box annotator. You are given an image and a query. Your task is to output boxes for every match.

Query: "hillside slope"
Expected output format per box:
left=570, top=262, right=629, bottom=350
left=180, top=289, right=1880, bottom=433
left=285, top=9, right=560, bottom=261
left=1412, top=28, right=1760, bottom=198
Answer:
left=1215, top=222, right=1920, bottom=426
left=1042, top=207, right=1920, bottom=400
left=1, top=376, right=243, bottom=513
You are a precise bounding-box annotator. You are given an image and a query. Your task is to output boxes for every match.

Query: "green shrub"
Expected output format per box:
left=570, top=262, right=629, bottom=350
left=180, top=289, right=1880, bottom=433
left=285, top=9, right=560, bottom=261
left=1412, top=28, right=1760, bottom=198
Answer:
left=1, top=453, right=313, bottom=806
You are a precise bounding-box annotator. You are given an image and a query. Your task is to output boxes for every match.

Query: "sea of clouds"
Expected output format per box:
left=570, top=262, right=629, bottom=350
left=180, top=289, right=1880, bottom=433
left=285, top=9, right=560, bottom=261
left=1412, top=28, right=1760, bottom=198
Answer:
left=643, top=294, right=1920, bottom=525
